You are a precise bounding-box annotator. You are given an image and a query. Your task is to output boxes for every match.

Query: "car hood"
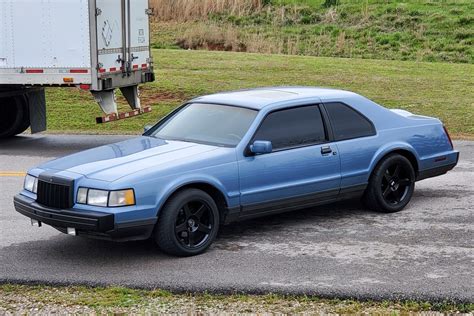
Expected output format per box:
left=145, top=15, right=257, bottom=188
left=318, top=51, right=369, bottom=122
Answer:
left=39, top=136, right=220, bottom=182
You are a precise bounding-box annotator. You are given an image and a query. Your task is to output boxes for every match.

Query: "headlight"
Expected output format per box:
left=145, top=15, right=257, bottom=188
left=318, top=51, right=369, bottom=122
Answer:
left=87, top=189, right=109, bottom=207
left=77, top=188, right=135, bottom=207
left=24, top=175, right=38, bottom=194
left=77, top=187, right=88, bottom=204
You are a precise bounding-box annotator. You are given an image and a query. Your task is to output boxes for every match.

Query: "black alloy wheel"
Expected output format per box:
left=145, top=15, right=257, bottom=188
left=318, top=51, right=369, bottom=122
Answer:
left=381, top=163, right=412, bottom=205
left=174, top=201, right=214, bottom=249
left=363, top=154, right=415, bottom=213
left=155, top=188, right=220, bottom=256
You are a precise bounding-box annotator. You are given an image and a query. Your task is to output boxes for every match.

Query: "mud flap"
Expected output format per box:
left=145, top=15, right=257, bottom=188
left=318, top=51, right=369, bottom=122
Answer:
left=28, top=88, right=46, bottom=134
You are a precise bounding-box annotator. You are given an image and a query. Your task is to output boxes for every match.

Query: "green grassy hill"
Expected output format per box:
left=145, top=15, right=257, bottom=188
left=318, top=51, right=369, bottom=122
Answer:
left=47, top=49, right=474, bottom=138
left=151, top=0, right=473, bottom=63
left=44, top=1, right=473, bottom=138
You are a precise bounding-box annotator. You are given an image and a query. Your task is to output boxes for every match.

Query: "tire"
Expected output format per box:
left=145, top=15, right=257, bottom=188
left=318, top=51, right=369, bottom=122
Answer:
left=363, top=154, right=415, bottom=213
left=155, top=189, right=220, bottom=256
left=0, top=95, right=30, bottom=138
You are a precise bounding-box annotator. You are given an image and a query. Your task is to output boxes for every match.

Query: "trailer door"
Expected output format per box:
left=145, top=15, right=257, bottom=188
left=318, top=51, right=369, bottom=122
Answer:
left=95, top=0, right=150, bottom=76
left=95, top=0, right=126, bottom=74
left=127, top=0, right=151, bottom=70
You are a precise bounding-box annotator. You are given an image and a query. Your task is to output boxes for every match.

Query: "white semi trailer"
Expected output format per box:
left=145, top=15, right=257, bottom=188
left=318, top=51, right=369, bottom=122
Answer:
left=0, top=0, right=155, bottom=138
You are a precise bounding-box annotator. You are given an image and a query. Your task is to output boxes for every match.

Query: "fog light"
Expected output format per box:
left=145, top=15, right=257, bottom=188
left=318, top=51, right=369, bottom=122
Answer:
left=67, top=227, right=76, bottom=236
left=31, top=219, right=41, bottom=227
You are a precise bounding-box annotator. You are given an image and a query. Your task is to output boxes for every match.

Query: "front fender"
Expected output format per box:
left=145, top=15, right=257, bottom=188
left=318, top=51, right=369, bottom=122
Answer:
left=153, top=174, right=236, bottom=217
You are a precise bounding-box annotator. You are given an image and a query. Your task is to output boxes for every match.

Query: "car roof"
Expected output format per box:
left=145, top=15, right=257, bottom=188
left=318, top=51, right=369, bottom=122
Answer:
left=190, top=87, right=359, bottom=110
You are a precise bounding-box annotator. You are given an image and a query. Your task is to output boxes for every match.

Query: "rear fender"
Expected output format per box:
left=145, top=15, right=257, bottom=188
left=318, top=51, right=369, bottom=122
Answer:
left=369, top=142, right=420, bottom=176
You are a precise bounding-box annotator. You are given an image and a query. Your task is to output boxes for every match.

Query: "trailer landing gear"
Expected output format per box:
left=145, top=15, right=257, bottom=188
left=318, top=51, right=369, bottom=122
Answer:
left=91, top=85, right=151, bottom=124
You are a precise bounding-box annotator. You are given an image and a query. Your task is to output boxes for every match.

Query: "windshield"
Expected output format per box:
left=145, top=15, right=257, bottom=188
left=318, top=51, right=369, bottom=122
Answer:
left=150, top=103, right=258, bottom=147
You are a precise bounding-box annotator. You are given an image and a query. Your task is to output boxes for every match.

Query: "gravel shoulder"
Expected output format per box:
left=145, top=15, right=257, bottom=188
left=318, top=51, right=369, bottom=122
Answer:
left=1, top=285, right=473, bottom=315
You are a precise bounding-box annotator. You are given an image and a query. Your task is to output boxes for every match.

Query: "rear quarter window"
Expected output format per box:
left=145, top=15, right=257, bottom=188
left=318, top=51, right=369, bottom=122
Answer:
left=325, top=102, right=375, bottom=141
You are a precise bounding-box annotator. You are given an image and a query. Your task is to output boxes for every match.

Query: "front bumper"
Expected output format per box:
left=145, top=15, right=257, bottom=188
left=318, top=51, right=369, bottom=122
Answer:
left=14, top=194, right=156, bottom=241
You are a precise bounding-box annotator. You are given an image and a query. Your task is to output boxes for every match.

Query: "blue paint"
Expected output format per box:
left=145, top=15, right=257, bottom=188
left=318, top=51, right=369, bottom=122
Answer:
left=21, top=87, right=459, bottom=225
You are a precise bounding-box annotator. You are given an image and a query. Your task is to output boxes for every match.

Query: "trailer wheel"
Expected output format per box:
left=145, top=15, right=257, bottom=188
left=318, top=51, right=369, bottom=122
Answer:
left=0, top=95, right=30, bottom=138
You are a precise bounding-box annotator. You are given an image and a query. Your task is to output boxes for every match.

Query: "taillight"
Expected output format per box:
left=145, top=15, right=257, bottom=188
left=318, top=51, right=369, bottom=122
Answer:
left=443, top=125, right=454, bottom=149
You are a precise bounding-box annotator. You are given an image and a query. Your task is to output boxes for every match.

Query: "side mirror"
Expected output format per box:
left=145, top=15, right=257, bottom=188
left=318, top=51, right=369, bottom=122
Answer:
left=143, top=125, right=153, bottom=133
left=250, top=140, right=272, bottom=155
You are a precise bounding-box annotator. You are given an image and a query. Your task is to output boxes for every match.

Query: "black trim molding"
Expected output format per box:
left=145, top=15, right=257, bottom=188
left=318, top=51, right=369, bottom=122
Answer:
left=237, top=184, right=367, bottom=221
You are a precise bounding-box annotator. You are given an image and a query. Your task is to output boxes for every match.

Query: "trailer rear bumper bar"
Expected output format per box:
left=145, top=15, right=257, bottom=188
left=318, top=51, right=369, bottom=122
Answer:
left=96, top=106, right=152, bottom=123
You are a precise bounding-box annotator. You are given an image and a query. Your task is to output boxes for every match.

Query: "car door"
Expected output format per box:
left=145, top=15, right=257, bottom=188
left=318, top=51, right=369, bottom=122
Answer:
left=238, top=104, right=341, bottom=219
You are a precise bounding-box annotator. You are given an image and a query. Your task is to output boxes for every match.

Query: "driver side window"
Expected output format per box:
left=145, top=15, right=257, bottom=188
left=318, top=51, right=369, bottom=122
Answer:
left=252, top=105, right=327, bottom=151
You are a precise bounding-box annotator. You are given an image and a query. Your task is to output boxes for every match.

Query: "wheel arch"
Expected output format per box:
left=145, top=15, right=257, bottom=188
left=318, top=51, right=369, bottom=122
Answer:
left=156, top=180, right=231, bottom=224
left=369, top=144, right=420, bottom=178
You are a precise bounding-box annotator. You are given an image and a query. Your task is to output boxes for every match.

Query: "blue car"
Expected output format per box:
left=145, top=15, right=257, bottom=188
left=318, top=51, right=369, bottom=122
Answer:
left=14, top=87, right=459, bottom=256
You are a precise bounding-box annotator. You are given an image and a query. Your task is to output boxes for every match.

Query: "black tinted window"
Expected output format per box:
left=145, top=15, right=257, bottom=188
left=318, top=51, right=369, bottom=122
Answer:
left=325, top=102, right=375, bottom=141
left=253, top=105, right=326, bottom=151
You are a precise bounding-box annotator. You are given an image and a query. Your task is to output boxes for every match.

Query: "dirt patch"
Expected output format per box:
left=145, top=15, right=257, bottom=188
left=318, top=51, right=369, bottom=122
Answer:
left=116, top=88, right=186, bottom=107
left=140, top=89, right=187, bottom=106
left=177, top=38, right=247, bottom=52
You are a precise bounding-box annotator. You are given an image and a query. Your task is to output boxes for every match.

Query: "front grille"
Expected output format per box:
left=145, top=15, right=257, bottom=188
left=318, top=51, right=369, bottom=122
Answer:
left=37, top=180, right=73, bottom=209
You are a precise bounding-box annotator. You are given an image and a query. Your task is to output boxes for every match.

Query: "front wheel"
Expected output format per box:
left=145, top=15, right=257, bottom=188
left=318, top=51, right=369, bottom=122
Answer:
left=155, top=189, right=220, bottom=256
left=363, top=154, right=415, bottom=213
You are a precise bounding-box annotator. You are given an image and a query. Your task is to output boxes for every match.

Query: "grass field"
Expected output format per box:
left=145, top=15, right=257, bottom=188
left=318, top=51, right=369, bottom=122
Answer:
left=1, top=284, right=472, bottom=314
left=151, top=0, right=474, bottom=63
left=46, top=49, right=474, bottom=138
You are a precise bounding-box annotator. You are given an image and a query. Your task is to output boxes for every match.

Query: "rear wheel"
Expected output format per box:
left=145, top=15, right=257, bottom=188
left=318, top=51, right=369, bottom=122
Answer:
left=363, top=154, right=415, bottom=213
left=0, top=95, right=30, bottom=138
left=155, top=189, right=220, bottom=256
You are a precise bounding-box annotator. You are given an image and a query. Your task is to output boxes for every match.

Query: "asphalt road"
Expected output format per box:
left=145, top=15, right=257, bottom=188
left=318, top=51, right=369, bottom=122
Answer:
left=0, top=134, right=473, bottom=302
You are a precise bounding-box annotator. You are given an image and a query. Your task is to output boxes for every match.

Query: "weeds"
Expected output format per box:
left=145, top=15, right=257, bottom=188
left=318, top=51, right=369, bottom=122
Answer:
left=150, top=0, right=474, bottom=63
left=150, top=0, right=264, bottom=22
left=1, top=284, right=473, bottom=314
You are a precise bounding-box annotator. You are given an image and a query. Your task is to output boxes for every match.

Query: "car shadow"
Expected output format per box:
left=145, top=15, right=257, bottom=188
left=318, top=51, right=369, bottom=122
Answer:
left=219, top=199, right=367, bottom=237
left=2, top=199, right=370, bottom=264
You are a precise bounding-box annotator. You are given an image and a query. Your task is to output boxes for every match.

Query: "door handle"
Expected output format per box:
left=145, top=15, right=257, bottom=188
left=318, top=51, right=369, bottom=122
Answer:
left=321, top=146, right=332, bottom=155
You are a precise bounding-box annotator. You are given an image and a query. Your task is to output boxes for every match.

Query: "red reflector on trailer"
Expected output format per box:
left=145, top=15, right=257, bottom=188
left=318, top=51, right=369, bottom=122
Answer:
left=79, top=84, right=91, bottom=90
left=109, top=67, right=117, bottom=72
left=25, top=69, right=44, bottom=74
left=99, top=68, right=106, bottom=73
left=70, top=69, right=88, bottom=74
left=142, top=64, right=148, bottom=69
left=96, top=107, right=152, bottom=124
left=133, top=65, right=139, bottom=69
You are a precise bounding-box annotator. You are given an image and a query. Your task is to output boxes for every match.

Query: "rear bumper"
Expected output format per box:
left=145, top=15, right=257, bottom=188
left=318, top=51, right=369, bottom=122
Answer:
left=416, top=151, right=459, bottom=181
left=13, top=194, right=156, bottom=242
